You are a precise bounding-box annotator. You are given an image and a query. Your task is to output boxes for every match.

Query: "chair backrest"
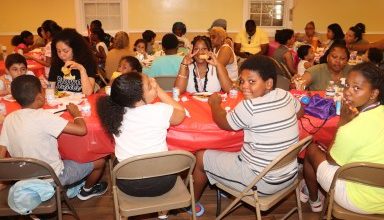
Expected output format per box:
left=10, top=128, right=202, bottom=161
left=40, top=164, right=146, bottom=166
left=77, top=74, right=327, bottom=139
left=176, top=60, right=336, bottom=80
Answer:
left=247, top=136, right=313, bottom=188
left=0, top=158, right=60, bottom=185
left=154, top=76, right=177, bottom=91
left=276, top=74, right=290, bottom=91
left=270, top=56, right=293, bottom=80
left=112, top=150, right=196, bottom=185
left=333, top=162, right=384, bottom=188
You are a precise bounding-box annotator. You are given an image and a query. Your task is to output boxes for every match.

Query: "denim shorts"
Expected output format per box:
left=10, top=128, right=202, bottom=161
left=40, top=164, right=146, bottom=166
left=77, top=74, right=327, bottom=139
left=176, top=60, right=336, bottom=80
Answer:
left=58, top=160, right=93, bottom=186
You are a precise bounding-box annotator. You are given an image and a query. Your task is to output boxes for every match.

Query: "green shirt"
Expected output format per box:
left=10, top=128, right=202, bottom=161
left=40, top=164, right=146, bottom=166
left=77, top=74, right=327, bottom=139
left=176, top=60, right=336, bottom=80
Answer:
left=331, top=105, right=384, bottom=213
left=143, top=55, right=183, bottom=77
left=306, top=63, right=350, bottom=91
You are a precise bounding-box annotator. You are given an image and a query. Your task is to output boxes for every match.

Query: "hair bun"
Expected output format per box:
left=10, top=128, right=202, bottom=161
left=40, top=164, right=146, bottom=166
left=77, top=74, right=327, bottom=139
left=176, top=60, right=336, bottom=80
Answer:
left=355, top=23, right=366, bottom=34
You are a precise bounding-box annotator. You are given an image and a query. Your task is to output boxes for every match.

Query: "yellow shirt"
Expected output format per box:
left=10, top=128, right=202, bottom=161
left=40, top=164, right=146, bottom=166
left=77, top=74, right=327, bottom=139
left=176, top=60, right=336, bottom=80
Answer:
left=234, top=27, right=269, bottom=54
left=110, top=71, right=122, bottom=81
left=330, top=105, right=384, bottom=213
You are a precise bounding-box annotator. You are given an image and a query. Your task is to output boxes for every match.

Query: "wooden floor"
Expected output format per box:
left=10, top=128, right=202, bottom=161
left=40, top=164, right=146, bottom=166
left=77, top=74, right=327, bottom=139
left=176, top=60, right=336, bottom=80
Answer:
left=62, top=167, right=321, bottom=220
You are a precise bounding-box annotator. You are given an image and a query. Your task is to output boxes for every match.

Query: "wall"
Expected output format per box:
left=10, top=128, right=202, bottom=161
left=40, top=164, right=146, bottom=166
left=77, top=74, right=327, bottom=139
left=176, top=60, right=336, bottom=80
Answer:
left=0, top=0, right=383, bottom=51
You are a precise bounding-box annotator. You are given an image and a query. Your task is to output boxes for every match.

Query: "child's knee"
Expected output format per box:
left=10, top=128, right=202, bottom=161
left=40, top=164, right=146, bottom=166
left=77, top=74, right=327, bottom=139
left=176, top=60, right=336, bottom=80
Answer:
left=93, top=157, right=106, bottom=169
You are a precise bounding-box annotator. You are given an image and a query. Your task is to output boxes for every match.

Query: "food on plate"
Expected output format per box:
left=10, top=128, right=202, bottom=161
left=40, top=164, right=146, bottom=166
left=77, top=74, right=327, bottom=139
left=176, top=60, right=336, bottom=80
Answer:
left=192, top=92, right=213, bottom=102
left=56, top=91, right=71, bottom=98
left=199, top=54, right=209, bottom=60
left=61, top=66, right=71, bottom=76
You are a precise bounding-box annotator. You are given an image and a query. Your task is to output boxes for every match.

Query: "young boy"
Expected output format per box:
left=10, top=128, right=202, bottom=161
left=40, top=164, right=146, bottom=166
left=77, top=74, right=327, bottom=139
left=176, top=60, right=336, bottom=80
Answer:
left=0, top=75, right=107, bottom=200
left=0, top=53, right=35, bottom=95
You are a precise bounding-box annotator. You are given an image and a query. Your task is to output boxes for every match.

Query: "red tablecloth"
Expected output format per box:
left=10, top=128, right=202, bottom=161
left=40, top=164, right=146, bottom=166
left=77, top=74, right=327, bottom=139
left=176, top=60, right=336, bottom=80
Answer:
left=167, top=93, right=244, bottom=152
left=0, top=59, right=45, bottom=77
left=1, top=93, right=114, bottom=163
left=168, top=91, right=338, bottom=158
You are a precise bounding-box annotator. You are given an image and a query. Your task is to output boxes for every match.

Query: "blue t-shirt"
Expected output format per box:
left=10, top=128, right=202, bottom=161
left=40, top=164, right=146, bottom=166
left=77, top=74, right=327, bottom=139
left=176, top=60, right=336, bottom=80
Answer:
left=143, top=55, right=183, bottom=77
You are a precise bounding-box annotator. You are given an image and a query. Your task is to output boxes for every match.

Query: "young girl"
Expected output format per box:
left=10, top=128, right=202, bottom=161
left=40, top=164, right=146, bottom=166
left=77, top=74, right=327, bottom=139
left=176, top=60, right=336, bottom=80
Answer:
left=134, top=39, right=148, bottom=62
left=26, top=20, right=62, bottom=78
left=91, top=28, right=108, bottom=70
left=49, top=28, right=96, bottom=95
left=108, top=56, right=142, bottom=85
left=273, top=29, right=297, bottom=77
left=302, top=62, right=384, bottom=214
left=97, top=73, right=185, bottom=197
left=175, top=36, right=232, bottom=94
left=11, top=30, right=36, bottom=54
left=297, top=44, right=315, bottom=76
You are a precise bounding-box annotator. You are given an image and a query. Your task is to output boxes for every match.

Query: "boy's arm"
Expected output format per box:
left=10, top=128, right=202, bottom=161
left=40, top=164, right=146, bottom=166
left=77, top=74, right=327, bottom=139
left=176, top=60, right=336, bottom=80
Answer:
left=208, top=93, right=233, bottom=131
left=62, top=103, right=87, bottom=136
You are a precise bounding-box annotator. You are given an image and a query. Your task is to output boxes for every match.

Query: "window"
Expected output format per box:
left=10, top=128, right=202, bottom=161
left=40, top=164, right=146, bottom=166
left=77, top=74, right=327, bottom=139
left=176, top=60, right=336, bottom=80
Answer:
left=75, top=0, right=128, bottom=35
left=243, top=0, right=293, bottom=36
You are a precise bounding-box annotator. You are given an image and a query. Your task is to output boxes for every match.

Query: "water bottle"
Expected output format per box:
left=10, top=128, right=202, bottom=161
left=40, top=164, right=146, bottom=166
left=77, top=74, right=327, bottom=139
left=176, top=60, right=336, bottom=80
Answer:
left=81, top=99, right=91, bottom=117
left=325, top=81, right=336, bottom=98
left=0, top=100, right=6, bottom=116
left=335, top=93, right=342, bottom=115
left=172, top=87, right=180, bottom=101
left=229, top=83, right=238, bottom=99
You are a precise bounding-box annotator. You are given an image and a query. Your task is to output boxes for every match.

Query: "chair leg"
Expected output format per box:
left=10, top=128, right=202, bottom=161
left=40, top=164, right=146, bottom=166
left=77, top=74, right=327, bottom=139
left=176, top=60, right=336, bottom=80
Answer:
left=216, top=188, right=222, bottom=217
left=254, top=192, right=262, bottom=220
left=295, top=186, right=303, bottom=220
left=189, top=176, right=196, bottom=220
left=62, top=190, right=80, bottom=220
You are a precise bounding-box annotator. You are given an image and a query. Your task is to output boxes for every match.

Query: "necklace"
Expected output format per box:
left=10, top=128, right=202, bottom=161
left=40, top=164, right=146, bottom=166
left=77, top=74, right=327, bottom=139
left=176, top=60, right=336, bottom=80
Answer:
left=360, top=102, right=381, bottom=112
left=194, top=63, right=209, bottom=92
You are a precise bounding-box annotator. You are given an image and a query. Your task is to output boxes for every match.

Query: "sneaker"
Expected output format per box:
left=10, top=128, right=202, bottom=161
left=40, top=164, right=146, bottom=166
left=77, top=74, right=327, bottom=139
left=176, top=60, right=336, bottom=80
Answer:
left=77, top=182, right=108, bottom=200
left=309, top=193, right=324, bottom=212
left=158, top=214, right=168, bottom=219
left=299, top=179, right=309, bottom=203
left=183, top=202, right=205, bottom=217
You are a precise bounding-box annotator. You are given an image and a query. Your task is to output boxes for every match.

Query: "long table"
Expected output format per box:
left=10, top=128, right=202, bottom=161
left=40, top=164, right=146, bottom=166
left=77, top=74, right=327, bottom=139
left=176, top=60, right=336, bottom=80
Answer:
left=1, top=91, right=338, bottom=162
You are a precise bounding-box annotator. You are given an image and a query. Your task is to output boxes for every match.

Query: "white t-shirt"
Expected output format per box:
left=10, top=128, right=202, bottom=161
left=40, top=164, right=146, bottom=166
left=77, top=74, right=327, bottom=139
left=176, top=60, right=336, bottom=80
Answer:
left=297, top=59, right=308, bottom=76
left=186, top=63, right=221, bottom=93
left=0, top=108, right=68, bottom=175
left=114, top=102, right=173, bottom=162
left=215, top=44, right=239, bottom=81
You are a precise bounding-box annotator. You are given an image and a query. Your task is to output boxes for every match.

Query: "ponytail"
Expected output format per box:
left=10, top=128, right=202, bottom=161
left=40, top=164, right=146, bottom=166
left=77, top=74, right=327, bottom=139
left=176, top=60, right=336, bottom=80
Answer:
left=97, top=96, right=125, bottom=136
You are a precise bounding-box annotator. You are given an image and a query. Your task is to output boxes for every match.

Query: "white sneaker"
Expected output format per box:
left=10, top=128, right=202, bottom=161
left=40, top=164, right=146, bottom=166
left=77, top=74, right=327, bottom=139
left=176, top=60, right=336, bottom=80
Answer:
left=309, top=193, right=325, bottom=212
left=299, top=179, right=309, bottom=203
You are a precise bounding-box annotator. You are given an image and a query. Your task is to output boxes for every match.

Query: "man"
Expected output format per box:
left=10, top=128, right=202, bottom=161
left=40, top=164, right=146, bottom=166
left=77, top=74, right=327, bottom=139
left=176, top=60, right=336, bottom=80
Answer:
left=234, top=19, right=269, bottom=58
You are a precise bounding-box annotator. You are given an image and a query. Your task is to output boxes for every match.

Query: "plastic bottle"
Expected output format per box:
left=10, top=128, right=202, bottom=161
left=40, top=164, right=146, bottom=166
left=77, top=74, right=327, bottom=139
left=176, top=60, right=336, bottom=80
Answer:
left=45, top=82, right=55, bottom=105
left=229, top=83, right=238, bottom=99
left=325, top=81, right=336, bottom=98
left=81, top=99, right=91, bottom=117
left=335, top=93, right=342, bottom=115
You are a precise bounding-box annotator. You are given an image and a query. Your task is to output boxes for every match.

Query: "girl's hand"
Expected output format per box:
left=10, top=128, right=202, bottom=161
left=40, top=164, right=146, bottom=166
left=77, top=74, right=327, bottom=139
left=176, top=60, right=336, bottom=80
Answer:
left=39, top=76, right=48, bottom=89
left=65, top=61, right=86, bottom=73
left=339, top=98, right=359, bottom=126
left=67, top=103, right=82, bottom=118
left=206, top=52, right=219, bottom=66
left=182, top=50, right=199, bottom=65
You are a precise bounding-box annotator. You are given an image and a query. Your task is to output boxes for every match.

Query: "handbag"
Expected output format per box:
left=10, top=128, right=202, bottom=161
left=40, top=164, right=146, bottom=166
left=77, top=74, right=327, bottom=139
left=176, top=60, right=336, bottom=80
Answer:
left=304, top=94, right=336, bottom=119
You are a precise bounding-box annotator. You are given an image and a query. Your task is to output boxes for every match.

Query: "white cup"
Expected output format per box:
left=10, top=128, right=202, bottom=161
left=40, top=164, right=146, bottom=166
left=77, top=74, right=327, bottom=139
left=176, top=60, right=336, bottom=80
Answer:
left=105, top=86, right=111, bottom=96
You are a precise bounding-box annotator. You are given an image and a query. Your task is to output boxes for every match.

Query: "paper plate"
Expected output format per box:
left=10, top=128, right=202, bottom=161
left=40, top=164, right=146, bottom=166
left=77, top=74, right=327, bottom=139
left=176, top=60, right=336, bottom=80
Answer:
left=192, top=92, right=213, bottom=102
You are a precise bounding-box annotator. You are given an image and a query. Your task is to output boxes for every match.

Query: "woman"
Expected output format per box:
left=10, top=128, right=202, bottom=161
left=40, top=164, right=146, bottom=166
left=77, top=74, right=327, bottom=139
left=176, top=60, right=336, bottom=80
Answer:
left=26, top=20, right=62, bottom=78
left=175, top=36, right=232, bottom=94
left=324, top=23, right=345, bottom=50
left=49, top=28, right=96, bottom=95
left=209, top=27, right=238, bottom=81
left=345, top=23, right=369, bottom=55
left=97, top=73, right=184, bottom=197
left=302, top=62, right=384, bottom=214
left=273, top=29, right=296, bottom=77
left=301, top=43, right=351, bottom=90
left=296, top=21, right=321, bottom=49
left=105, top=31, right=133, bottom=80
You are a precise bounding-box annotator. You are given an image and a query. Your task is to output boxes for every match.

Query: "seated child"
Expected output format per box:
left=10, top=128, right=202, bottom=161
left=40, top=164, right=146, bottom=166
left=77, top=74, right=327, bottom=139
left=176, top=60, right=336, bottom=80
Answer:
left=109, top=56, right=142, bottom=86
left=297, top=44, right=315, bottom=76
left=134, top=39, right=148, bottom=62
left=0, top=75, right=108, bottom=200
left=0, top=53, right=35, bottom=96
left=191, top=55, right=303, bottom=216
left=302, top=63, right=384, bottom=214
left=97, top=73, right=185, bottom=196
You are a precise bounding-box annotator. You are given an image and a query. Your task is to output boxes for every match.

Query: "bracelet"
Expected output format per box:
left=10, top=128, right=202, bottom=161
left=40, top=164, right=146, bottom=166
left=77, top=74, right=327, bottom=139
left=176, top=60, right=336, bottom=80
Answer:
left=180, top=63, right=189, bottom=67
left=177, top=74, right=188, bottom=79
left=73, top=116, right=84, bottom=121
